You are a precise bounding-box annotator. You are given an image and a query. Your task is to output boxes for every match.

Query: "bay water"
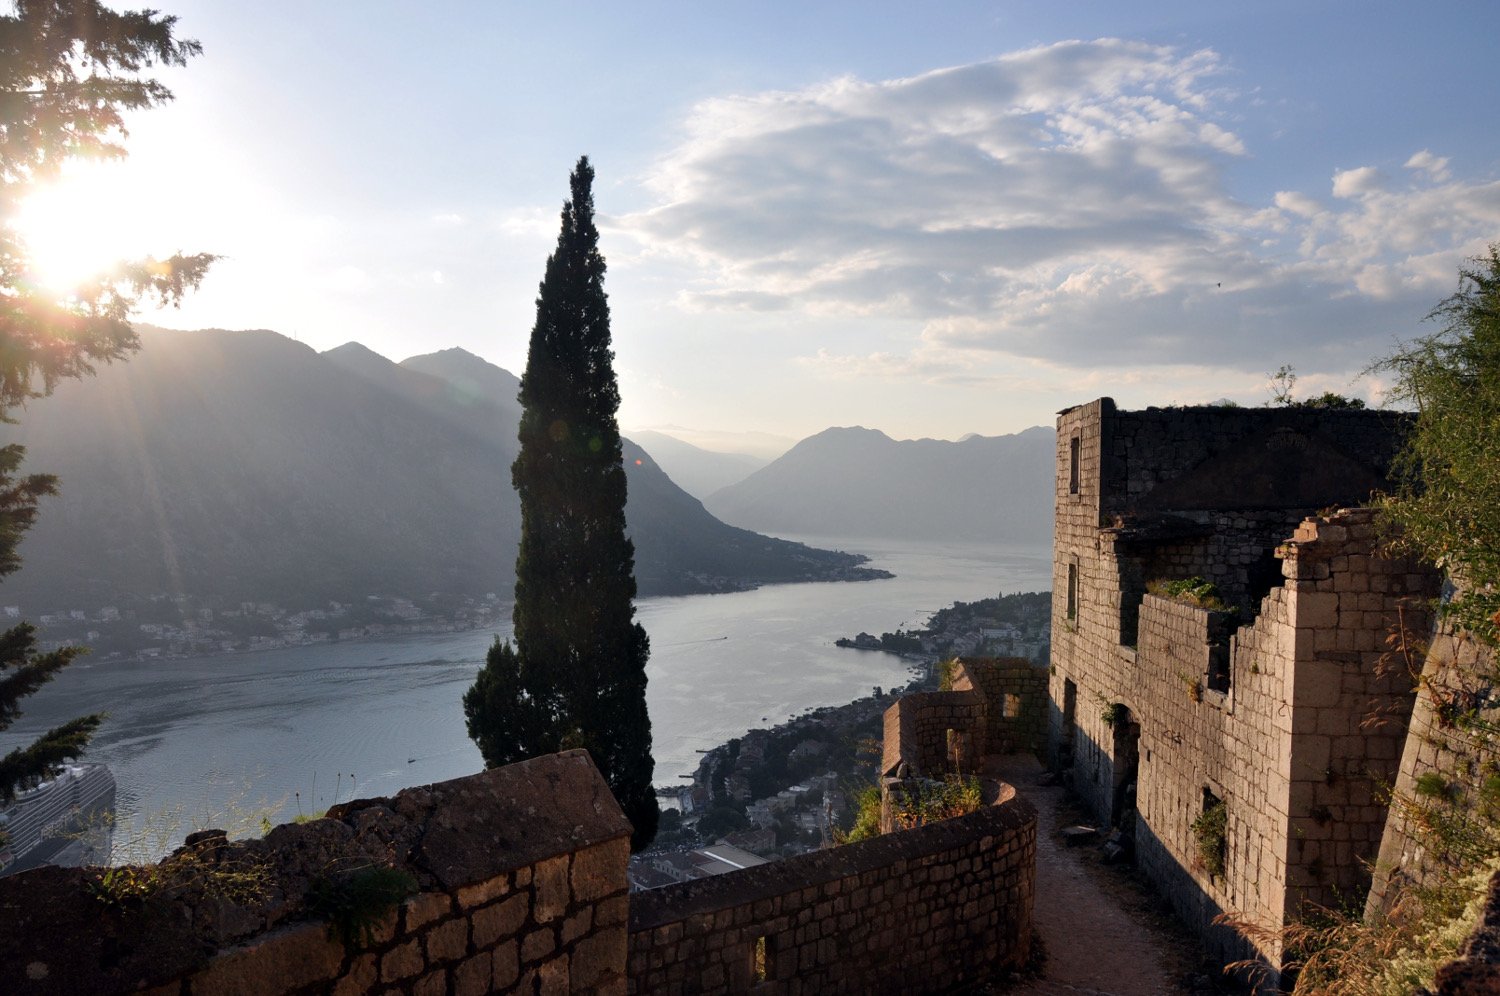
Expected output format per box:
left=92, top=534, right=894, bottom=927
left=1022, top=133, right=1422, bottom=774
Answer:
left=2, top=537, right=1049, bottom=860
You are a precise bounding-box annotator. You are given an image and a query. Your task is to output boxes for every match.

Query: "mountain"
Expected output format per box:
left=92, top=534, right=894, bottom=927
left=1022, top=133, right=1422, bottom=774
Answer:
left=703, top=425, right=1055, bottom=544
left=626, top=430, right=767, bottom=499
left=0, top=328, right=885, bottom=623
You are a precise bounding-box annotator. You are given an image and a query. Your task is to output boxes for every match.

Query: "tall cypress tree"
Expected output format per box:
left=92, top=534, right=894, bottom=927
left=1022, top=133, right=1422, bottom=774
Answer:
left=464, top=157, right=658, bottom=850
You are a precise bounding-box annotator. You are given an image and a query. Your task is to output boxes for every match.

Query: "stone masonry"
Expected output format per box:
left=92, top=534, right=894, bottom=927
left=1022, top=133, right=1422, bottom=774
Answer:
left=1048, top=398, right=1437, bottom=985
left=627, top=786, right=1036, bottom=994
left=881, top=657, right=1047, bottom=782
left=0, top=750, right=633, bottom=995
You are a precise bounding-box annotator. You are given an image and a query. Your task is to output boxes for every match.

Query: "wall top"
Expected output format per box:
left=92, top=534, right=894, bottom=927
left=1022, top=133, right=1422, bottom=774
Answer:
left=333, top=748, right=631, bottom=890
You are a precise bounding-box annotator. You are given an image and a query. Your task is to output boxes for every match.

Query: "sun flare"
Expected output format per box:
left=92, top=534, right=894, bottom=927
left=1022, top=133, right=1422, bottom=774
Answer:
left=9, top=160, right=163, bottom=293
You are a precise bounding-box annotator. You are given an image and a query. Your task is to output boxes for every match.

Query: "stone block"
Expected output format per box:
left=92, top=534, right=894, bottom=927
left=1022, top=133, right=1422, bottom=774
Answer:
left=1295, top=664, right=1344, bottom=709
left=473, top=892, right=528, bottom=949
left=413, top=969, right=448, bottom=996
left=522, top=925, right=556, bottom=964
left=561, top=909, right=592, bottom=947
left=538, top=953, right=570, bottom=995
left=492, top=939, right=520, bottom=990
left=534, top=854, right=570, bottom=923
left=188, top=924, right=346, bottom=996
left=454, top=954, right=492, bottom=996
left=426, top=914, right=470, bottom=962
left=572, top=837, right=628, bottom=904
left=381, top=937, right=425, bottom=983
left=331, top=954, right=377, bottom=996
left=404, top=891, right=455, bottom=933
left=457, top=873, right=510, bottom=910
left=572, top=930, right=626, bottom=990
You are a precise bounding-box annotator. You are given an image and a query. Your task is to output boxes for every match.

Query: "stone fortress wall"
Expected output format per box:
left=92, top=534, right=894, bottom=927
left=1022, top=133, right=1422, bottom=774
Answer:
left=1047, top=398, right=1436, bottom=982
left=626, top=789, right=1035, bottom=994
left=1, top=744, right=1036, bottom=995
left=1, top=749, right=633, bottom=995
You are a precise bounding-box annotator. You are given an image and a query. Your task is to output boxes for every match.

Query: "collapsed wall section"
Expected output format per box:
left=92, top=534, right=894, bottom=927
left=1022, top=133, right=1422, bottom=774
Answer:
left=1132, top=511, right=1433, bottom=976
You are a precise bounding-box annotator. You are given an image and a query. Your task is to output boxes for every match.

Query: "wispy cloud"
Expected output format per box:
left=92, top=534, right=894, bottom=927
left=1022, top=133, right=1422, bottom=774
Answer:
left=619, top=39, right=1500, bottom=373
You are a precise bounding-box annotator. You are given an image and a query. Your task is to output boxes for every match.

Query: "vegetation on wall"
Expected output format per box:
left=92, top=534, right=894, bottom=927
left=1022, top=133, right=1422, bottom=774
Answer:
left=1147, top=576, right=1232, bottom=612
left=1191, top=799, right=1227, bottom=878
left=1220, top=249, right=1500, bottom=995
left=1374, top=244, right=1500, bottom=647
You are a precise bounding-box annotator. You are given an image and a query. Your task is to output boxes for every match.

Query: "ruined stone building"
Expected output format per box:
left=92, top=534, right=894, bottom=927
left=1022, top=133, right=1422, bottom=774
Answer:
left=1047, top=397, right=1439, bottom=980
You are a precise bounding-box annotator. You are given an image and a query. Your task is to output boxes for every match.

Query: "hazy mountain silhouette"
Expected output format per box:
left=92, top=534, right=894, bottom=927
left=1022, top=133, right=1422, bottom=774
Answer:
left=626, top=430, right=767, bottom=499
left=1, top=328, right=883, bottom=615
left=704, top=425, right=1054, bottom=543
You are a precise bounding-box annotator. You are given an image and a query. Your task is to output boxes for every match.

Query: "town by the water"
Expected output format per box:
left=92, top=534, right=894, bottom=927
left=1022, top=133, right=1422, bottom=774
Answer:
left=631, top=591, right=1051, bottom=887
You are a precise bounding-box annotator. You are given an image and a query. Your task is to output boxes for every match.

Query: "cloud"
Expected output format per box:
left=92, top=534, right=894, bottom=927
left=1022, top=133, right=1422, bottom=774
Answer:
left=1405, top=149, right=1452, bottom=182
left=619, top=40, right=1500, bottom=372
left=1331, top=166, right=1384, bottom=198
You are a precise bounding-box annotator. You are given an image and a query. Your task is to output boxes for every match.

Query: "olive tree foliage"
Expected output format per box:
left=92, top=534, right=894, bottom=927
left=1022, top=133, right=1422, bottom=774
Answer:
left=464, top=157, right=658, bottom=850
left=1374, top=245, right=1500, bottom=645
left=0, top=0, right=212, bottom=802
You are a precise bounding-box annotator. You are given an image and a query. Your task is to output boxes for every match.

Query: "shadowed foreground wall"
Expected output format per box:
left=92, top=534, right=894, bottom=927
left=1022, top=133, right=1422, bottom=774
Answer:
left=0, top=750, right=632, bottom=995
left=627, top=788, right=1036, bottom=994
left=2, top=747, right=1037, bottom=995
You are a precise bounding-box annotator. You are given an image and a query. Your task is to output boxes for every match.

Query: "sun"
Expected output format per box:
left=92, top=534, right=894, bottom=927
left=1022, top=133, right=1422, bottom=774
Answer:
left=10, top=159, right=162, bottom=294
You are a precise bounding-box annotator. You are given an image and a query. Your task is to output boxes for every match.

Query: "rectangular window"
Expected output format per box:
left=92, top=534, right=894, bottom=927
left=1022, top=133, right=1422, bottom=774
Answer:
left=1069, top=434, right=1081, bottom=494
left=1066, top=562, right=1078, bottom=620
left=753, top=935, right=772, bottom=984
left=1003, top=693, right=1022, bottom=719
left=1207, top=644, right=1231, bottom=694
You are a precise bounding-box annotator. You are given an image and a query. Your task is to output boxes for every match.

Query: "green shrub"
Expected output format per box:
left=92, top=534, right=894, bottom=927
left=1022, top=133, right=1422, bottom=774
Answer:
left=308, top=865, right=418, bottom=949
left=1149, top=576, right=1231, bottom=612
left=1192, top=800, right=1227, bottom=877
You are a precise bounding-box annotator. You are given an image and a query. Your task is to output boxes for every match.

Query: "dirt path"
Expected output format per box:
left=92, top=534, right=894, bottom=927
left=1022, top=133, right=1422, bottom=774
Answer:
left=987, top=756, right=1209, bottom=996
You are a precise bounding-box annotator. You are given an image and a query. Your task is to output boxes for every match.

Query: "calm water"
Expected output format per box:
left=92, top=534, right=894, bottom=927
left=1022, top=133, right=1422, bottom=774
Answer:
left=2, top=537, right=1049, bottom=860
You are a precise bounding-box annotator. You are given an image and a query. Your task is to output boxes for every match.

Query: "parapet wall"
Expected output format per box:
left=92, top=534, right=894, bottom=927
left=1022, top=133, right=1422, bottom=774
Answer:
left=880, top=658, right=1047, bottom=781
left=627, top=790, right=1037, bottom=994
left=881, top=689, right=983, bottom=777
left=952, top=657, right=1049, bottom=755
left=0, top=750, right=632, bottom=995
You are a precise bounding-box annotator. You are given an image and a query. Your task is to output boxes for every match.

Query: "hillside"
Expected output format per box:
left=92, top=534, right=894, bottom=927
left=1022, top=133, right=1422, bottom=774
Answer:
left=703, top=425, right=1054, bottom=543
left=626, top=429, right=767, bottom=499
left=0, top=327, right=886, bottom=634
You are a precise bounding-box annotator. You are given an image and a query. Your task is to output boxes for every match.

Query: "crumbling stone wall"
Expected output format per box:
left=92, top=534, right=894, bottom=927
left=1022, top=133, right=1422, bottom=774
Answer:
left=1128, top=512, right=1434, bottom=974
left=0, top=750, right=632, bottom=995
left=1049, top=398, right=1436, bottom=984
left=627, top=789, right=1036, bottom=994
left=1368, top=620, right=1500, bottom=913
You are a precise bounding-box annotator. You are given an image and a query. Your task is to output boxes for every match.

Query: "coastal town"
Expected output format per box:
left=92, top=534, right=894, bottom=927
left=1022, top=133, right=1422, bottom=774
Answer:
left=629, top=590, right=1051, bottom=889
left=16, top=592, right=509, bottom=660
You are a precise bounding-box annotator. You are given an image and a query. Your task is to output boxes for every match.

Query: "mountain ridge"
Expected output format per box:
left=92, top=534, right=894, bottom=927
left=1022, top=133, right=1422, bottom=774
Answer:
left=704, top=423, right=1054, bottom=543
left=2, top=328, right=888, bottom=637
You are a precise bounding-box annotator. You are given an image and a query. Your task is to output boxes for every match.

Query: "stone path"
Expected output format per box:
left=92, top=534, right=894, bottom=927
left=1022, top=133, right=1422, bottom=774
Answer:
left=987, top=756, right=1201, bottom=996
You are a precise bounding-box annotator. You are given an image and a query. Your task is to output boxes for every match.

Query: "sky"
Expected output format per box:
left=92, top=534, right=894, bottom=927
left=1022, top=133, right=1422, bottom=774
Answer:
left=20, top=1, right=1500, bottom=450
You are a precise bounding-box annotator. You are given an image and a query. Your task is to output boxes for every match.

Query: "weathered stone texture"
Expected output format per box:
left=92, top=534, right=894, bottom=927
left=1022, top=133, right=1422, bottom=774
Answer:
left=1048, top=398, right=1435, bottom=984
left=1368, top=620, right=1500, bottom=914
left=0, top=749, right=632, bottom=996
left=626, top=793, right=1035, bottom=994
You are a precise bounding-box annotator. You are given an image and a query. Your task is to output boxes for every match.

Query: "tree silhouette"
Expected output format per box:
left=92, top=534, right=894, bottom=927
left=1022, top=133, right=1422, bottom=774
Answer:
left=0, top=0, right=213, bottom=802
left=465, top=157, right=658, bottom=849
